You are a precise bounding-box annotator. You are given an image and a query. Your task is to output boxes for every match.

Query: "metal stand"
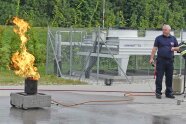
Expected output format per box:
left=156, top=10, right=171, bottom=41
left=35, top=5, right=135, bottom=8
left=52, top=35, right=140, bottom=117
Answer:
left=177, top=58, right=186, bottom=105
left=79, top=28, right=131, bottom=84
left=183, top=58, right=186, bottom=94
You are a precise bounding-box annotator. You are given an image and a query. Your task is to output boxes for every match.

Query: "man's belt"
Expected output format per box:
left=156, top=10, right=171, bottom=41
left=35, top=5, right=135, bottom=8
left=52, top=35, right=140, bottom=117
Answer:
left=158, top=56, right=174, bottom=60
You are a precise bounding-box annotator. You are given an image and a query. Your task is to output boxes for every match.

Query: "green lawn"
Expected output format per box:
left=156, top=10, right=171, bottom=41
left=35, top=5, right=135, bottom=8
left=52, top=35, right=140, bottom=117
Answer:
left=0, top=65, right=86, bottom=86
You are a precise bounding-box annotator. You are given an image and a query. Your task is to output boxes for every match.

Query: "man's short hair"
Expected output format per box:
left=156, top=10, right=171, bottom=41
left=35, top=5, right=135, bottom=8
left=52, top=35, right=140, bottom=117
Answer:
left=162, top=24, right=171, bottom=30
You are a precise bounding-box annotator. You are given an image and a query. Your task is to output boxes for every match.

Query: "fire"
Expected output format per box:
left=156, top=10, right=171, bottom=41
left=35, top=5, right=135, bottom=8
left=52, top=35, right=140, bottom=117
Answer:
left=10, top=17, right=40, bottom=80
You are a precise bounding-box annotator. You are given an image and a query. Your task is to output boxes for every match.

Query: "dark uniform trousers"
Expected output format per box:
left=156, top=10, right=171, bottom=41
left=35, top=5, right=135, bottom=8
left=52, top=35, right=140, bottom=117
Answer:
left=155, top=57, right=173, bottom=95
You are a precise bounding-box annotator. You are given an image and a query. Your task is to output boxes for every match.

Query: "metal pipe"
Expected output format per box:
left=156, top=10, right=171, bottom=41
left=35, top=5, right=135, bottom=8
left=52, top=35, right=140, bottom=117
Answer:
left=99, top=35, right=131, bottom=83
left=182, top=59, right=186, bottom=94
left=180, top=29, right=183, bottom=75
left=102, top=0, right=105, bottom=29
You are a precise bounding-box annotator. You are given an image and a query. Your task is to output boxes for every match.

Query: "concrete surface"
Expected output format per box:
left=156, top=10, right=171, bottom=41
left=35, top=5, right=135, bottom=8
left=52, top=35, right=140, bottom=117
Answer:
left=1, top=81, right=186, bottom=124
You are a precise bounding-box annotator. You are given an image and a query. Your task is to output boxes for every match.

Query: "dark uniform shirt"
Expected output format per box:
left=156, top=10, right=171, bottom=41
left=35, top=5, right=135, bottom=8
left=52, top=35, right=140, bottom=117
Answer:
left=154, top=34, right=178, bottom=59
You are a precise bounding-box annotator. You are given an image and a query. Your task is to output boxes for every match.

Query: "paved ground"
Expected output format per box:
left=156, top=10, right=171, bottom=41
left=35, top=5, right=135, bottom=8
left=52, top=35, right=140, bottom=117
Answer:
left=1, top=81, right=186, bottom=124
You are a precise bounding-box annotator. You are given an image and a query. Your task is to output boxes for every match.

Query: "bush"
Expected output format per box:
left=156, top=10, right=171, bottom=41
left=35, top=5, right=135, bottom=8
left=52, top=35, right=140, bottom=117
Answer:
left=0, top=26, right=47, bottom=70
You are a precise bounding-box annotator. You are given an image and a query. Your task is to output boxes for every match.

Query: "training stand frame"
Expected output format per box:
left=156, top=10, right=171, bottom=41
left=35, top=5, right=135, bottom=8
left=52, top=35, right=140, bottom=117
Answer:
left=177, top=58, right=186, bottom=105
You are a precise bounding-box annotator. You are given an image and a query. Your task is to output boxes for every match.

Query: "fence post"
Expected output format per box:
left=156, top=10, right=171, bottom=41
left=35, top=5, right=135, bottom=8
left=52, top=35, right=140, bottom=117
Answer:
left=96, top=27, right=100, bottom=84
left=46, top=26, right=50, bottom=74
left=69, top=27, right=73, bottom=77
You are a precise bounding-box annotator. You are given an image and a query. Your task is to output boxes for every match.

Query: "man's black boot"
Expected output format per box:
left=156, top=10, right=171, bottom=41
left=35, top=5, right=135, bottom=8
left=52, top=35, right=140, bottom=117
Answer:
left=156, top=94, right=162, bottom=99
left=166, top=94, right=175, bottom=99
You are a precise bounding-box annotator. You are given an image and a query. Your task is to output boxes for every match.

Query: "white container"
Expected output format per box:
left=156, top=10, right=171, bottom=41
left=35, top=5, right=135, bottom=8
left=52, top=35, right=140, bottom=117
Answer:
left=172, top=74, right=182, bottom=94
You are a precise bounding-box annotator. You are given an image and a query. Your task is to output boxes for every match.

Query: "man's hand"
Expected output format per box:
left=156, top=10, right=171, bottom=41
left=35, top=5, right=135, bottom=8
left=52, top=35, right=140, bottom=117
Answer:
left=171, top=47, right=180, bottom=51
left=171, top=47, right=175, bottom=51
left=149, top=58, right=154, bottom=64
left=150, top=47, right=157, bottom=64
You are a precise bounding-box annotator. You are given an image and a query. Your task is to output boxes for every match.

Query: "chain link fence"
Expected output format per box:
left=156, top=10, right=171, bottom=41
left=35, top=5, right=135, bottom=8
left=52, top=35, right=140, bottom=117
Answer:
left=46, top=27, right=185, bottom=85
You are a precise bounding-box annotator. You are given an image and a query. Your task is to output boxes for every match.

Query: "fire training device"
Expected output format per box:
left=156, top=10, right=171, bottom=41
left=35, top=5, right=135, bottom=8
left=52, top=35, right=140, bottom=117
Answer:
left=179, top=42, right=186, bottom=94
left=10, top=78, right=51, bottom=109
left=177, top=42, right=186, bottom=105
left=10, top=17, right=51, bottom=109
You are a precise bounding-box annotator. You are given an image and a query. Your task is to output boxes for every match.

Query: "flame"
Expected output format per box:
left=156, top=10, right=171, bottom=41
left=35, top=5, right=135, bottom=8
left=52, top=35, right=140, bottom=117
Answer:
left=10, top=17, right=40, bottom=80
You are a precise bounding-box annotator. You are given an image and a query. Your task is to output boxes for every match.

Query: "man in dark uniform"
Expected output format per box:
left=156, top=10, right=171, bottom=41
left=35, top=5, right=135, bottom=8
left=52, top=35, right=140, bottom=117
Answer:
left=149, top=25, right=179, bottom=99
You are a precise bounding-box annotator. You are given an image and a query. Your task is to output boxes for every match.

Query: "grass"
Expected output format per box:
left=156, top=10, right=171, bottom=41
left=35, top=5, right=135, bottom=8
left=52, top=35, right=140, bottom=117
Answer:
left=0, top=65, right=86, bottom=86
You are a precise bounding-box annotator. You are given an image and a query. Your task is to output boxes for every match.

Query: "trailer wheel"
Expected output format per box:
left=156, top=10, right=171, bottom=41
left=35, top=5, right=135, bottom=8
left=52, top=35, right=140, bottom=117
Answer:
left=104, top=79, right=113, bottom=86
left=10, top=100, right=15, bottom=107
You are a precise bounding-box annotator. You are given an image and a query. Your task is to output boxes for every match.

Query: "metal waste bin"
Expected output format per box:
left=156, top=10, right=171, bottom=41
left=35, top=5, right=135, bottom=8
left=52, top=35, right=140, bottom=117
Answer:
left=24, top=78, right=38, bottom=95
left=172, top=74, right=182, bottom=95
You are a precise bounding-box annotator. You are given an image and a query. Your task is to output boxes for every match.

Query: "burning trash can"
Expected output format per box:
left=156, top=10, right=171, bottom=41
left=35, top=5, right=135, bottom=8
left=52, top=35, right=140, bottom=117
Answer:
left=24, top=77, right=38, bottom=95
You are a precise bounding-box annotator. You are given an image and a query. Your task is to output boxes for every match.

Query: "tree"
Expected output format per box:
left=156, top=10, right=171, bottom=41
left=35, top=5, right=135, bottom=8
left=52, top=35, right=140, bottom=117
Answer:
left=0, top=0, right=185, bottom=29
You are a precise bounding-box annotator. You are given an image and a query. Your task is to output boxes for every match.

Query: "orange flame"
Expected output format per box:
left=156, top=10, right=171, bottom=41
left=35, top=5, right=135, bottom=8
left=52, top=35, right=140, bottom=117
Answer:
left=11, top=17, right=40, bottom=80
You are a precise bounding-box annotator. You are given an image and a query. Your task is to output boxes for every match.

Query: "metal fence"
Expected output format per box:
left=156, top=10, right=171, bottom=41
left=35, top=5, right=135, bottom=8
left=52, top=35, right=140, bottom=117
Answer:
left=46, top=27, right=185, bottom=85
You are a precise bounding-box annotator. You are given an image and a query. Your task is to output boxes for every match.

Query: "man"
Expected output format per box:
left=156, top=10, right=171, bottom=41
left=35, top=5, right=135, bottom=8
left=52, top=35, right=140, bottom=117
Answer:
left=149, top=24, right=179, bottom=99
